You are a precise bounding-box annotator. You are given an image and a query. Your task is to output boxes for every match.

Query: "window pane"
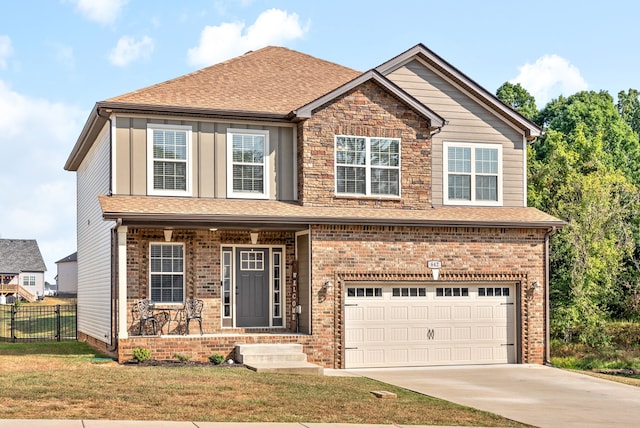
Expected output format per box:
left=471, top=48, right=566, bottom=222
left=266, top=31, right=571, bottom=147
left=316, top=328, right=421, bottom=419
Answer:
left=231, top=133, right=265, bottom=194
left=336, top=136, right=366, bottom=166
left=448, top=175, right=471, bottom=200
left=448, top=147, right=471, bottom=173
left=233, top=165, right=264, bottom=193
left=476, top=148, right=498, bottom=174
left=371, top=168, right=399, bottom=196
left=476, top=176, right=498, bottom=201
left=336, top=166, right=366, bottom=194
left=150, top=244, right=184, bottom=303
left=370, top=138, right=399, bottom=167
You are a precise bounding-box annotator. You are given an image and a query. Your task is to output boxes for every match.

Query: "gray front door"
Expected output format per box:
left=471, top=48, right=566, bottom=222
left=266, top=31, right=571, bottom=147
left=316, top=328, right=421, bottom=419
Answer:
left=236, top=248, right=270, bottom=327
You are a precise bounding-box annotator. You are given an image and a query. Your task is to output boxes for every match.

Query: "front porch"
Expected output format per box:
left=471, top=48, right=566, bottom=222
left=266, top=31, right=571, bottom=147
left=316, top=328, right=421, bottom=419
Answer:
left=116, top=332, right=319, bottom=369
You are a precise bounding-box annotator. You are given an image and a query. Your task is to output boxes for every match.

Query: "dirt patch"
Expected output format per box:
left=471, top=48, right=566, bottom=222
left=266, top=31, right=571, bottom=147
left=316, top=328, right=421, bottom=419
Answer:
left=123, top=359, right=246, bottom=368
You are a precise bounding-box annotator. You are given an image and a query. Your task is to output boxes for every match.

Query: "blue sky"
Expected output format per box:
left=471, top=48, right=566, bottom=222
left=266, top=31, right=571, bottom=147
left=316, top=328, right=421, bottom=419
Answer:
left=0, top=0, right=638, bottom=282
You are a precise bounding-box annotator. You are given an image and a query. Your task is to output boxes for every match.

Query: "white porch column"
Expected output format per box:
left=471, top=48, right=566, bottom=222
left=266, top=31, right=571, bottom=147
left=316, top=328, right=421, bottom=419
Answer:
left=117, top=225, right=129, bottom=339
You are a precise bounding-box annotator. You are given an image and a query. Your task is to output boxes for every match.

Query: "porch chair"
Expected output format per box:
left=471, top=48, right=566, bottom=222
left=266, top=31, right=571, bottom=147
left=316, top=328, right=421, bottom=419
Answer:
left=136, top=299, right=159, bottom=335
left=185, top=298, right=204, bottom=335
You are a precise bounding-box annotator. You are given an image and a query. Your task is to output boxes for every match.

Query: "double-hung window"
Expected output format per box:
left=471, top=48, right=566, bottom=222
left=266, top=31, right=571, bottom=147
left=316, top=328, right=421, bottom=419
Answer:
left=227, top=128, right=269, bottom=199
left=335, top=135, right=401, bottom=197
left=149, top=243, right=184, bottom=303
left=443, top=142, right=502, bottom=205
left=147, top=124, right=192, bottom=196
left=22, top=275, right=36, bottom=286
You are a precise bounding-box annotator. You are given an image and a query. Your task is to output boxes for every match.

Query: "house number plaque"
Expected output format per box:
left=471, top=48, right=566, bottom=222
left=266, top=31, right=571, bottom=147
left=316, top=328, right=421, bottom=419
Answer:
left=291, top=260, right=298, bottom=323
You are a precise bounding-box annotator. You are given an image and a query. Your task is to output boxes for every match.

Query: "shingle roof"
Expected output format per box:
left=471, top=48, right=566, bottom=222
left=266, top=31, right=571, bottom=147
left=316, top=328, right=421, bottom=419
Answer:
left=55, top=252, right=77, bottom=264
left=106, top=46, right=362, bottom=116
left=0, top=239, right=47, bottom=273
left=99, top=195, right=565, bottom=229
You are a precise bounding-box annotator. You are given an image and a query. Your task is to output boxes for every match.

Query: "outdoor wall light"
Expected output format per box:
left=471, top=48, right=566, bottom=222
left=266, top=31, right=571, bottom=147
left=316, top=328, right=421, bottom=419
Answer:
left=532, top=280, right=540, bottom=287
left=164, top=229, right=173, bottom=242
left=324, top=280, right=333, bottom=289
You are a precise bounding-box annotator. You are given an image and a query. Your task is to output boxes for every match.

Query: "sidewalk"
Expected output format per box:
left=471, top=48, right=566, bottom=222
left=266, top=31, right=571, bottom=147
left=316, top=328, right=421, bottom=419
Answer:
left=0, top=421, right=463, bottom=428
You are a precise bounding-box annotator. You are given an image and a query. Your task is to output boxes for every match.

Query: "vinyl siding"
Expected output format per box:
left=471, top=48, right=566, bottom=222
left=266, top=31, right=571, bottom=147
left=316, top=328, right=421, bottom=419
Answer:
left=387, top=59, right=526, bottom=207
left=56, top=261, right=78, bottom=294
left=77, top=123, right=114, bottom=343
left=114, top=116, right=296, bottom=201
left=18, top=272, right=45, bottom=297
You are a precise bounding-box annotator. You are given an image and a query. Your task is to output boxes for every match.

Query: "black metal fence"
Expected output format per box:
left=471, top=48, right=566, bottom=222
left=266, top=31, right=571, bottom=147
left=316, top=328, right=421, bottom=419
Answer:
left=0, top=304, right=77, bottom=342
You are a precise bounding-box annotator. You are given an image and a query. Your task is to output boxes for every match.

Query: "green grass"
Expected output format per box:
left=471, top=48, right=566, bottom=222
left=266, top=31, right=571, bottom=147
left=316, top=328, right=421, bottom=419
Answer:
left=0, top=341, right=527, bottom=426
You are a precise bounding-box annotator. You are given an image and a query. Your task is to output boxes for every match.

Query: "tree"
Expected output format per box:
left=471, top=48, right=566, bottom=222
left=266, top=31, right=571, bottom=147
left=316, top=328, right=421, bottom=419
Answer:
left=527, top=90, right=640, bottom=345
left=617, top=89, right=640, bottom=137
left=496, top=82, right=538, bottom=121
left=537, top=91, right=640, bottom=185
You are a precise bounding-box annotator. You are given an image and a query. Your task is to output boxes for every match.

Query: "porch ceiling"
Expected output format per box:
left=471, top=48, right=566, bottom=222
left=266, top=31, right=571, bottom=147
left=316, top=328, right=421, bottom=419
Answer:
left=99, top=195, right=565, bottom=229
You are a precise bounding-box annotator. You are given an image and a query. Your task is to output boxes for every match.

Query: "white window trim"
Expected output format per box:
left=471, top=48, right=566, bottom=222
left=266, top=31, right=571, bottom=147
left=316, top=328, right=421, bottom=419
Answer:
left=334, top=135, right=402, bottom=198
left=149, top=242, right=185, bottom=305
left=443, top=141, right=503, bottom=206
left=226, top=128, right=270, bottom=199
left=22, top=275, right=36, bottom=287
left=146, top=124, right=193, bottom=197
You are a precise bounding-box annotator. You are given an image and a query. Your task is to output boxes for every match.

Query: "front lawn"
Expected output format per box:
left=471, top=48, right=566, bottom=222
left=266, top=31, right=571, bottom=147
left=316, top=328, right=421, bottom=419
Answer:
left=0, top=341, right=525, bottom=426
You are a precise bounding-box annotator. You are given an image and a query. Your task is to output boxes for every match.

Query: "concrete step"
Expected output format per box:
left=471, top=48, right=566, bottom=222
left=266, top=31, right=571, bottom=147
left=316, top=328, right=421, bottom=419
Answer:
left=241, top=352, right=308, bottom=364
left=235, top=343, right=303, bottom=356
left=245, top=361, right=324, bottom=375
left=235, top=343, right=324, bottom=375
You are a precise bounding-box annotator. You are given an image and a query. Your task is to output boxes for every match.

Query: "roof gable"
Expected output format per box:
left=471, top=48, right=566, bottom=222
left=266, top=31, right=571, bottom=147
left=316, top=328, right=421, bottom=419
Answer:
left=376, top=44, right=541, bottom=139
left=0, top=239, right=47, bottom=273
left=293, top=70, right=445, bottom=129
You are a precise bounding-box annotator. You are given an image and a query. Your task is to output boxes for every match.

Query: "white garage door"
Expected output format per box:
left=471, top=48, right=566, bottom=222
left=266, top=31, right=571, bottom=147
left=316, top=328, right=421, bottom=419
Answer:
left=345, top=284, right=516, bottom=368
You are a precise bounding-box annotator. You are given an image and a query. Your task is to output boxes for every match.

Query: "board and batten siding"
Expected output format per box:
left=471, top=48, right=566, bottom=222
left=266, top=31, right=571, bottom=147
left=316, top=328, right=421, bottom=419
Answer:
left=77, top=122, right=114, bottom=344
left=114, top=116, right=296, bottom=201
left=387, top=59, right=526, bottom=207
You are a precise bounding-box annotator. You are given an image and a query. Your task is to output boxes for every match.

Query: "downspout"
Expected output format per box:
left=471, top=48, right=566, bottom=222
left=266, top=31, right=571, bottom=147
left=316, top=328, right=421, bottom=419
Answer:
left=107, top=223, right=119, bottom=353
left=544, top=226, right=557, bottom=364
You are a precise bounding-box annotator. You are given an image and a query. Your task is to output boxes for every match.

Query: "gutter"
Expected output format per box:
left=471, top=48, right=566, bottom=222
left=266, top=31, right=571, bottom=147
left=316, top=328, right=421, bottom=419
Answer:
left=97, top=101, right=292, bottom=122
left=101, top=212, right=566, bottom=230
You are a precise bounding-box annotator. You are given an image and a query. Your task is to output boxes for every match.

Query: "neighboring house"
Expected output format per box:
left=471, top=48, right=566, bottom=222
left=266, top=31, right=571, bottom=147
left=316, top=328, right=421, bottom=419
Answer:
left=0, top=239, right=47, bottom=302
left=64, top=44, right=564, bottom=368
left=55, top=252, right=78, bottom=296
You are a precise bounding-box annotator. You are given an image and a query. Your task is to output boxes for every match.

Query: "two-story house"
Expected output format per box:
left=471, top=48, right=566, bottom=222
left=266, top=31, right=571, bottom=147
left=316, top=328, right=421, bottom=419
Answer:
left=65, top=44, right=563, bottom=369
left=0, top=239, right=47, bottom=302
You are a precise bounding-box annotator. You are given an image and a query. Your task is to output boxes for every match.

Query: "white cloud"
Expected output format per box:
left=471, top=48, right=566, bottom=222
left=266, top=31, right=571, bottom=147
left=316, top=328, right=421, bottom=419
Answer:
left=0, top=80, right=84, bottom=281
left=0, top=35, right=13, bottom=69
left=511, top=54, right=588, bottom=107
left=109, top=36, right=155, bottom=67
left=187, top=8, right=309, bottom=67
left=74, top=0, right=128, bottom=26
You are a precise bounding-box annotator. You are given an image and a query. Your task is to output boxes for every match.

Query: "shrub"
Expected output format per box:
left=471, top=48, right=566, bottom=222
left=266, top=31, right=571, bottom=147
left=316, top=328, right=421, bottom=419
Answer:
left=604, top=321, right=640, bottom=348
left=132, top=347, right=151, bottom=363
left=174, top=353, right=191, bottom=362
left=209, top=354, right=225, bottom=365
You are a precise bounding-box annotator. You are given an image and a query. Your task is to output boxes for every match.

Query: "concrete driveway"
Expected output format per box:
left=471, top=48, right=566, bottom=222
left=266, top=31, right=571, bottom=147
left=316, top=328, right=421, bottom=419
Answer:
left=345, top=364, right=640, bottom=427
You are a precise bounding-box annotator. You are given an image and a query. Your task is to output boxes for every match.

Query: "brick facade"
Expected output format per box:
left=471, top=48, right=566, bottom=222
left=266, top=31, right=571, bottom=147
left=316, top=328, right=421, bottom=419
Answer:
left=307, top=225, right=547, bottom=367
left=107, top=224, right=546, bottom=367
left=297, top=80, right=433, bottom=209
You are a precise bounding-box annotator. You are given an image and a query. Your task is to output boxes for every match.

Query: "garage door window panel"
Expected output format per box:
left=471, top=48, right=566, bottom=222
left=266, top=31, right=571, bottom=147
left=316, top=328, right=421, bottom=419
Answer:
left=436, top=287, right=469, bottom=297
